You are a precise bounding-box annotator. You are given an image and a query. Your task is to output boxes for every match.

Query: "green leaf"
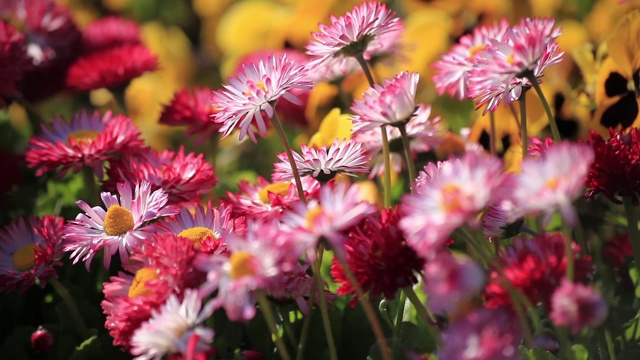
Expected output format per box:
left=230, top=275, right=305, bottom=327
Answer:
left=572, top=344, right=589, bottom=360
left=523, top=347, right=559, bottom=360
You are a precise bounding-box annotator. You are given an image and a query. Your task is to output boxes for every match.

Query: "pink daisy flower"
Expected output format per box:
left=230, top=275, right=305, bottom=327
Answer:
left=196, top=219, right=302, bottom=321
left=66, top=44, right=158, bottom=92
left=511, top=141, right=594, bottom=225
left=423, top=252, right=485, bottom=315
left=26, top=109, right=145, bottom=178
left=468, top=18, right=563, bottom=114
left=0, top=0, right=82, bottom=102
left=282, top=182, right=378, bottom=258
left=0, top=20, right=28, bottom=108
left=102, top=233, right=204, bottom=350
left=438, top=306, right=523, bottom=360
left=106, top=146, right=217, bottom=205
left=0, top=216, right=64, bottom=293
left=353, top=104, right=442, bottom=178
left=479, top=200, right=522, bottom=240
left=306, top=1, right=401, bottom=68
left=159, top=86, right=220, bottom=143
left=156, top=202, right=241, bottom=254
left=213, top=53, right=312, bottom=143
left=432, top=19, right=510, bottom=100
left=130, top=289, right=215, bottom=360
left=64, top=181, right=179, bottom=269
left=81, top=15, right=141, bottom=53
left=273, top=138, right=370, bottom=183
left=265, top=266, right=334, bottom=315
left=400, top=151, right=506, bottom=259
left=351, top=71, right=421, bottom=133
left=223, top=176, right=320, bottom=221
left=550, top=279, right=608, bottom=334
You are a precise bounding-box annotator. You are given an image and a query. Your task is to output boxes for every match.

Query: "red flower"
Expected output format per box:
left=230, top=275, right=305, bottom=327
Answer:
left=105, top=146, right=217, bottom=205
left=586, top=128, right=640, bottom=204
left=101, top=234, right=205, bottom=350
left=330, top=206, right=425, bottom=303
left=66, top=44, right=158, bottom=92
left=81, top=15, right=141, bottom=53
left=484, top=232, right=593, bottom=310
left=0, top=0, right=82, bottom=101
left=0, top=20, right=27, bottom=107
left=159, top=86, right=220, bottom=142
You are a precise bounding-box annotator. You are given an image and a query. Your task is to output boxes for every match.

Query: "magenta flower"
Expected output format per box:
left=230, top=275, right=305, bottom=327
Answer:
left=550, top=279, right=608, bottom=334
left=0, top=20, right=28, bottom=108
left=351, top=71, right=421, bottom=133
left=213, top=54, right=312, bottom=143
left=159, top=86, right=220, bottom=142
left=64, top=181, right=179, bottom=269
left=272, top=138, right=370, bottom=182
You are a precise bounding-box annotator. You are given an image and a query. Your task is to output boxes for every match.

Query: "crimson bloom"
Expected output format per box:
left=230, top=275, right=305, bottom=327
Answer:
left=66, top=44, right=158, bottom=92
left=0, top=20, right=28, bottom=107
left=586, top=128, right=640, bottom=204
left=26, top=109, right=145, bottom=178
left=484, top=232, right=593, bottom=310
left=330, top=207, right=424, bottom=303
left=81, top=15, right=141, bottom=53
left=159, top=86, right=220, bottom=142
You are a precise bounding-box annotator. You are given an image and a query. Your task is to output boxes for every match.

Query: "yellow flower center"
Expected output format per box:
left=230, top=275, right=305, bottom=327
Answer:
left=127, top=267, right=159, bottom=298
left=258, top=182, right=291, bottom=203
left=546, top=177, right=559, bottom=190
left=306, top=206, right=324, bottom=229
left=12, top=243, right=38, bottom=271
left=66, top=130, right=101, bottom=146
left=506, top=53, right=515, bottom=65
left=103, top=205, right=135, bottom=236
left=177, top=226, right=214, bottom=246
left=244, top=81, right=267, bottom=96
left=229, top=251, right=256, bottom=280
left=468, top=44, right=486, bottom=58
left=442, top=183, right=463, bottom=213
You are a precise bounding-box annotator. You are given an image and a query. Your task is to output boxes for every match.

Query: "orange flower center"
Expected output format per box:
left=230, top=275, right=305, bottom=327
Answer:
left=103, top=205, right=135, bottom=236
left=258, top=182, right=291, bottom=203
left=12, top=243, right=38, bottom=271
left=177, top=226, right=214, bottom=246
left=305, top=206, right=324, bottom=229
left=442, top=183, right=463, bottom=213
left=468, top=44, right=486, bottom=58
left=127, top=267, right=159, bottom=298
left=546, top=177, right=559, bottom=190
left=229, top=251, right=256, bottom=280
left=66, top=130, right=101, bottom=146
left=506, top=53, right=515, bottom=65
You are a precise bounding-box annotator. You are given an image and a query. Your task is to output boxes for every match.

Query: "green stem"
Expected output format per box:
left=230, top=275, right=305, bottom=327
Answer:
left=257, top=291, right=292, bottom=360
left=391, top=291, right=407, bottom=359
left=354, top=53, right=376, bottom=87
left=623, top=197, right=640, bottom=279
left=556, top=326, right=577, bottom=360
left=82, top=166, right=99, bottom=205
left=526, top=72, right=561, bottom=142
left=311, top=246, right=338, bottom=360
left=398, top=123, right=416, bottom=193
left=336, top=255, right=392, bottom=360
left=489, top=111, right=497, bottom=156
left=380, top=126, right=393, bottom=207
left=49, top=278, right=90, bottom=340
left=271, top=112, right=306, bottom=203
left=519, top=93, right=528, bottom=159
left=403, top=287, right=441, bottom=348
left=563, top=225, right=575, bottom=281
left=279, top=307, right=299, bottom=350
left=295, top=274, right=317, bottom=360
left=605, top=328, right=617, bottom=360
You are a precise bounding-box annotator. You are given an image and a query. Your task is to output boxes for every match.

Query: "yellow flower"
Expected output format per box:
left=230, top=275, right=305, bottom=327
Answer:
left=308, top=108, right=353, bottom=148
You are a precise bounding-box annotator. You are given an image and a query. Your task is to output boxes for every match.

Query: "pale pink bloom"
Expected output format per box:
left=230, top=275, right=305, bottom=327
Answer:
left=195, top=220, right=301, bottom=321
left=511, top=141, right=594, bottom=225
left=353, top=104, right=442, bottom=179
left=424, top=252, right=485, bottom=315
left=130, top=289, right=215, bottom=360
left=282, top=182, right=378, bottom=258
left=273, top=138, right=370, bottom=182
left=306, top=1, right=401, bottom=74
left=401, top=152, right=505, bottom=259
left=432, top=18, right=510, bottom=100
left=351, top=71, right=420, bottom=133
left=550, top=279, right=608, bottom=334
left=480, top=200, right=521, bottom=240
left=64, top=181, right=179, bottom=269
left=266, top=266, right=335, bottom=315
left=223, top=176, right=320, bottom=221
left=439, top=307, right=523, bottom=360
left=468, top=18, right=563, bottom=114
left=213, top=54, right=312, bottom=142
